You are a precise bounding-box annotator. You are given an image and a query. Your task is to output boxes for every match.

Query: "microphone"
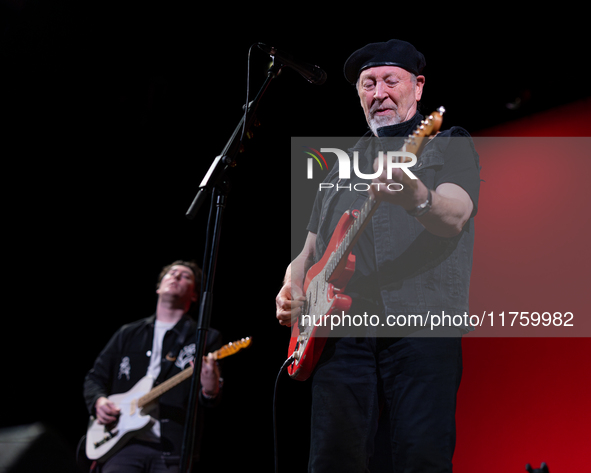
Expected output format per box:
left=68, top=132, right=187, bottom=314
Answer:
left=257, top=43, right=327, bottom=85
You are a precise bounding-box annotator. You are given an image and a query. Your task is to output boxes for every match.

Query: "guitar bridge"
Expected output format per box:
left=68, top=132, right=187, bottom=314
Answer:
left=93, top=429, right=118, bottom=448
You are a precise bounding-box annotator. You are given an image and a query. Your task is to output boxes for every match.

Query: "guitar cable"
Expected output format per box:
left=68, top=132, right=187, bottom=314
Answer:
left=273, top=354, right=295, bottom=473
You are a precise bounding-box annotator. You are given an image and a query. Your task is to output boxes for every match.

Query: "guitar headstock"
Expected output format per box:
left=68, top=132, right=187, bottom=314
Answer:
left=212, top=337, right=252, bottom=360
left=402, top=106, right=445, bottom=158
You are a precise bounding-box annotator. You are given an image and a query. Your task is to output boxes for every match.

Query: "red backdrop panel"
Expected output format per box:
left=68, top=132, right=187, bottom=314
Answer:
left=455, top=98, right=591, bottom=473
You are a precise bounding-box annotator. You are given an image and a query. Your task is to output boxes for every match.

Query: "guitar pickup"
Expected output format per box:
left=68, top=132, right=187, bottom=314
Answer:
left=93, top=429, right=118, bottom=448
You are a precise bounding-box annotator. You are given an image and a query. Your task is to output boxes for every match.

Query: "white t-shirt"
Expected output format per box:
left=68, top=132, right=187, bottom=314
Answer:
left=146, top=320, right=176, bottom=379
left=138, top=320, right=176, bottom=442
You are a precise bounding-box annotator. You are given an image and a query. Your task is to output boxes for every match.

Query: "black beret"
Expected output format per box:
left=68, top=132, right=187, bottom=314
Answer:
left=343, top=39, right=426, bottom=84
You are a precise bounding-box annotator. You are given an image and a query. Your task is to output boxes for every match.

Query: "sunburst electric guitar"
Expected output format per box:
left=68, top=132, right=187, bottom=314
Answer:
left=287, top=108, right=445, bottom=381
left=86, top=337, right=252, bottom=462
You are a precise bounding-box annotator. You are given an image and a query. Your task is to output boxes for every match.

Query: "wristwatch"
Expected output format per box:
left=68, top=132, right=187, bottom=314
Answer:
left=406, top=188, right=432, bottom=217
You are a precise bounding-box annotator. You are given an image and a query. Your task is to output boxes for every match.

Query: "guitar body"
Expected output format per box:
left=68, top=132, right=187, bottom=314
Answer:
left=86, top=376, right=155, bottom=462
left=287, top=210, right=357, bottom=380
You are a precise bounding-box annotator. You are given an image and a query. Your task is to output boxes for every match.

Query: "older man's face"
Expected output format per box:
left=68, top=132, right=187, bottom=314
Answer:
left=357, top=65, right=424, bottom=135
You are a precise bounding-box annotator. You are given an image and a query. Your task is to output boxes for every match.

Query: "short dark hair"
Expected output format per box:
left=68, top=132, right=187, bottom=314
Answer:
left=156, top=260, right=202, bottom=293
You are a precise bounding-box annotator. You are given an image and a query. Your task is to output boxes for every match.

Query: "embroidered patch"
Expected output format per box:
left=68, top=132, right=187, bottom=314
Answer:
left=118, top=356, right=131, bottom=380
left=175, top=343, right=195, bottom=370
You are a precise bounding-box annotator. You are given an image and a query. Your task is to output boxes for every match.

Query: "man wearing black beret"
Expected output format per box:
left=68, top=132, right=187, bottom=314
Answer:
left=276, top=39, right=480, bottom=472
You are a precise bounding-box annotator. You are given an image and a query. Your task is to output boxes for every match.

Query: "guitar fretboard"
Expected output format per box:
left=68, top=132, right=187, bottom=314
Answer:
left=138, top=367, right=194, bottom=408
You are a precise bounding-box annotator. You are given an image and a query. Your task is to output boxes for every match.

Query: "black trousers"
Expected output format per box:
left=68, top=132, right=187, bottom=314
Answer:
left=308, top=329, right=463, bottom=473
left=99, top=441, right=179, bottom=473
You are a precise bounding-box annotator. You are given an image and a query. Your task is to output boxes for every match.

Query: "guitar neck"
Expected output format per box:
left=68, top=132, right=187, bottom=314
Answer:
left=138, top=366, right=194, bottom=408
left=136, top=337, right=252, bottom=408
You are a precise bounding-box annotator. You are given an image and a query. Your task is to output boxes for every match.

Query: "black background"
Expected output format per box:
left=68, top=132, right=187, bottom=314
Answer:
left=1, top=3, right=587, bottom=471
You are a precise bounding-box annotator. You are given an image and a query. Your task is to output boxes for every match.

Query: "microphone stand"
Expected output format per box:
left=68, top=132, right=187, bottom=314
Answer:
left=179, top=58, right=284, bottom=473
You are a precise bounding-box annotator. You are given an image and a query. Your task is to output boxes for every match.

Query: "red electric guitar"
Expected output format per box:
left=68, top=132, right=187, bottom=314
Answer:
left=287, top=108, right=445, bottom=380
